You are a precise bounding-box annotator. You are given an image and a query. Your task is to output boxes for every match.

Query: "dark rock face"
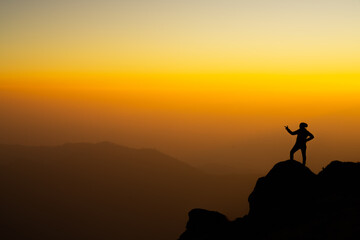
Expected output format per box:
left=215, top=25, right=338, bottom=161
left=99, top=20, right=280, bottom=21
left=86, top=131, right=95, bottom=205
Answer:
left=179, top=160, right=360, bottom=240
left=248, top=160, right=316, bottom=220
left=178, top=209, right=229, bottom=240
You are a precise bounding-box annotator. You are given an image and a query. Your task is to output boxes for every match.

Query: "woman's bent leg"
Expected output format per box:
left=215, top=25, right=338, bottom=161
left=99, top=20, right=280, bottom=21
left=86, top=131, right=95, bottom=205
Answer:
left=290, top=145, right=299, bottom=160
left=300, top=147, right=307, bottom=165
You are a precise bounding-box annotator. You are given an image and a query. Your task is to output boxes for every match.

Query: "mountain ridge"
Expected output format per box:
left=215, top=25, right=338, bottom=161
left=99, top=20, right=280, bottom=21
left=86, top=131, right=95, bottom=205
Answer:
left=0, top=142, right=257, bottom=240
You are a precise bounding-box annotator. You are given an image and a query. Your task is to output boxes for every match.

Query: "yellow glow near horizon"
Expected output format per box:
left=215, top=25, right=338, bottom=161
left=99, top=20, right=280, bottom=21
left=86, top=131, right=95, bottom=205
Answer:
left=1, top=1, right=360, bottom=169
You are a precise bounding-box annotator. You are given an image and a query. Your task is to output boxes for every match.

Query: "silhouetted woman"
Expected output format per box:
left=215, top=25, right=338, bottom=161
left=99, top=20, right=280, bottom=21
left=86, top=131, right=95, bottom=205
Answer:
left=285, top=123, right=314, bottom=165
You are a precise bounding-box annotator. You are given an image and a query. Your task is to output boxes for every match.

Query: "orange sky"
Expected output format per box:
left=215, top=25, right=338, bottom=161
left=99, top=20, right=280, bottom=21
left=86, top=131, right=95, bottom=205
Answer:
left=1, top=0, right=360, bottom=172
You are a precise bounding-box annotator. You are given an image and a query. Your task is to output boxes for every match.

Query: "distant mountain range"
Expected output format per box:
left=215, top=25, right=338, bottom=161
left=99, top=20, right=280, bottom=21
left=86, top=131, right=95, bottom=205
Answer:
left=0, top=142, right=257, bottom=240
left=179, top=160, right=360, bottom=240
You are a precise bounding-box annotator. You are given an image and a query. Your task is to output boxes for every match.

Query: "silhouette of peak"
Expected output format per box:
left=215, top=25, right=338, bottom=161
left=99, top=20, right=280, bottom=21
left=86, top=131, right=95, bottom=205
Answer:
left=318, top=161, right=360, bottom=198
left=265, top=159, right=315, bottom=178
left=179, top=160, right=360, bottom=240
left=319, top=160, right=360, bottom=179
left=248, top=160, right=317, bottom=220
left=180, top=209, right=229, bottom=240
left=0, top=142, right=200, bottom=177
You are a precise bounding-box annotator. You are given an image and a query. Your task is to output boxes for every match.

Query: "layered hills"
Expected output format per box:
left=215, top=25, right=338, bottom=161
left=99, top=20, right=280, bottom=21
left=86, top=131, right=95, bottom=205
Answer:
left=0, top=142, right=257, bottom=240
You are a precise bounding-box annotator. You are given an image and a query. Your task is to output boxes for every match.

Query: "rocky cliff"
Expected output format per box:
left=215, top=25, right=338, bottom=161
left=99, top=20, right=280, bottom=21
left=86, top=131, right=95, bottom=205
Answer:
left=179, top=160, right=360, bottom=240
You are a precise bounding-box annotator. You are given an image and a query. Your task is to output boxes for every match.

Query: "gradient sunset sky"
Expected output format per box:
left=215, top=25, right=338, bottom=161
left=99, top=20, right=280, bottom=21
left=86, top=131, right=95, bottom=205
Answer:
left=1, top=0, right=360, bottom=172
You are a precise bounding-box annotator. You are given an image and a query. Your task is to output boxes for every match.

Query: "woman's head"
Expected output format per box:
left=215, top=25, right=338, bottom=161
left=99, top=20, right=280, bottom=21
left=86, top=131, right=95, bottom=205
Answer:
left=299, top=122, right=308, bottom=129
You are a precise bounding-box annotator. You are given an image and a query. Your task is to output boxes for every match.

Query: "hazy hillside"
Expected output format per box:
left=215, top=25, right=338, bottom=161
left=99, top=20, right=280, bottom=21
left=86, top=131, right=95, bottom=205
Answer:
left=0, top=142, right=257, bottom=240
